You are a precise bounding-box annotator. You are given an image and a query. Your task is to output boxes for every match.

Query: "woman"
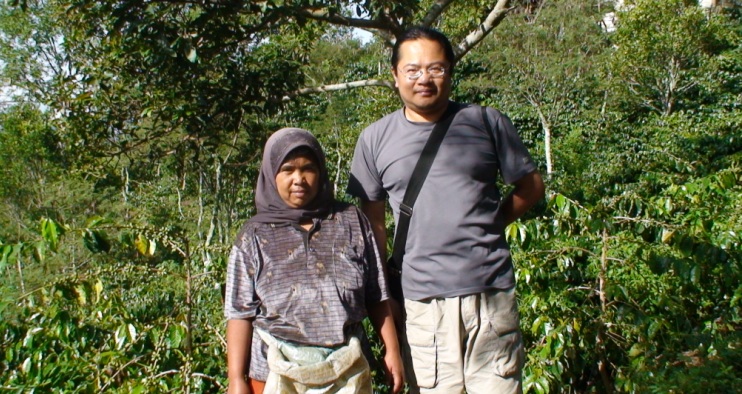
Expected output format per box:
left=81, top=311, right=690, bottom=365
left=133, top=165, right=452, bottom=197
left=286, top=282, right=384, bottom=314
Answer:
left=225, top=128, right=403, bottom=394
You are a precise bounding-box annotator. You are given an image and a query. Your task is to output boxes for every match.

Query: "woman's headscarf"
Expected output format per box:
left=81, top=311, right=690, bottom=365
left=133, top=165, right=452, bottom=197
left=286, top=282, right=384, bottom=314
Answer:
left=249, top=128, right=334, bottom=224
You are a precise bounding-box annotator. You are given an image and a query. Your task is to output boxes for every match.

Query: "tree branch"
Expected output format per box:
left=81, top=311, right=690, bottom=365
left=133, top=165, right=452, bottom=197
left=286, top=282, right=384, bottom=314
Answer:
left=421, top=0, right=456, bottom=27
left=455, top=0, right=513, bottom=59
left=296, top=8, right=392, bottom=31
left=282, top=79, right=395, bottom=101
left=192, top=372, right=224, bottom=388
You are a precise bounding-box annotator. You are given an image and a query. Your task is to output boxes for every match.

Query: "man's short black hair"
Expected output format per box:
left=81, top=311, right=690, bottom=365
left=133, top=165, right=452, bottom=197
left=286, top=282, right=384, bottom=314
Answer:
left=392, top=26, right=456, bottom=74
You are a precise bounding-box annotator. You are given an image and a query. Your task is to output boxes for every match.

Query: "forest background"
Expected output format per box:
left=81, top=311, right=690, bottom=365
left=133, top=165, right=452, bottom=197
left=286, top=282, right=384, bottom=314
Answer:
left=0, top=0, right=740, bottom=392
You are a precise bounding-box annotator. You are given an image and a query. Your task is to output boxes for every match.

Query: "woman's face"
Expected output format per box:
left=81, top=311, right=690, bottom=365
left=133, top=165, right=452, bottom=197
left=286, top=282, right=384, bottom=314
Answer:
left=275, top=150, right=320, bottom=209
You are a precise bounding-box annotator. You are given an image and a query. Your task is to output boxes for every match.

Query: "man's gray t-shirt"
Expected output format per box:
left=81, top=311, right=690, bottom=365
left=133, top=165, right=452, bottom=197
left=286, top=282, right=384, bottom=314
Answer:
left=347, top=102, right=537, bottom=301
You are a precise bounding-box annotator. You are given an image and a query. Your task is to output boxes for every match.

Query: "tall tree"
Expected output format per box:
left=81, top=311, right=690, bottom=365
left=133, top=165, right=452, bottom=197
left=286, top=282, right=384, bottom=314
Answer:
left=608, top=0, right=725, bottom=116
left=462, top=0, right=607, bottom=176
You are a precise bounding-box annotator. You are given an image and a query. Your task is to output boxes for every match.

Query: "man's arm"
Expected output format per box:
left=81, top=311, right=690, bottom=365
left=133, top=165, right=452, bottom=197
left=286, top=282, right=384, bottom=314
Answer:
left=360, top=198, right=408, bottom=333
left=501, top=170, right=545, bottom=226
left=368, top=300, right=404, bottom=393
left=226, top=319, right=253, bottom=394
left=360, top=200, right=387, bottom=262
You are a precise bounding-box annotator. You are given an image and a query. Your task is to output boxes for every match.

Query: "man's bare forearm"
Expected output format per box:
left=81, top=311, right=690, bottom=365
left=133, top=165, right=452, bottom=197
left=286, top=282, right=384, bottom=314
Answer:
left=501, top=171, right=545, bottom=225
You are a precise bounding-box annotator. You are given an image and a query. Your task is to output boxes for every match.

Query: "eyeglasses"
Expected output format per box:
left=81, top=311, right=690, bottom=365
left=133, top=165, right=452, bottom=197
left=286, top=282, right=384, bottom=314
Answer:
left=402, top=66, right=447, bottom=81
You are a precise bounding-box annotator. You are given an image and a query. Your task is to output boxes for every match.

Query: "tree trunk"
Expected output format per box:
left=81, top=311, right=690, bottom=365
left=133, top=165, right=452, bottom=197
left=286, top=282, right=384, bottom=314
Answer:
left=536, top=107, right=554, bottom=175
left=16, top=252, right=25, bottom=294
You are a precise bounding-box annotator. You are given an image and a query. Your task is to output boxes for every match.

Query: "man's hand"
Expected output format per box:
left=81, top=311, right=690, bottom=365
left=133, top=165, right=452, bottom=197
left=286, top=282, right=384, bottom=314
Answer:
left=369, top=300, right=406, bottom=393
left=501, top=171, right=545, bottom=226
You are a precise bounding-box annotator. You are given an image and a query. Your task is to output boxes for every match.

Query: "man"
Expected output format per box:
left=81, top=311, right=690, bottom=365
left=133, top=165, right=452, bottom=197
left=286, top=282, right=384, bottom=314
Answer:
left=347, top=26, right=545, bottom=394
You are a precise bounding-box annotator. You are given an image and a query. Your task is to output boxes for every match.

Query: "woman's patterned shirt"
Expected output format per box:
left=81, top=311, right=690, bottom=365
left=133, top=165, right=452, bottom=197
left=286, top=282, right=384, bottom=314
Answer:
left=224, top=203, right=388, bottom=381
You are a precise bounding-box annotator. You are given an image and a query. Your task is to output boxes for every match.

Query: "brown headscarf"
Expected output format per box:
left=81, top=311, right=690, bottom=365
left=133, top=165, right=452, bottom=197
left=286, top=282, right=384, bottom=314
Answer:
left=248, top=128, right=334, bottom=224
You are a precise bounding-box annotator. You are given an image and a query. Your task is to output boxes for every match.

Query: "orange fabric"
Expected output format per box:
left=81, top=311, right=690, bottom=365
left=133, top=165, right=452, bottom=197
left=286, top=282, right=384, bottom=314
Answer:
left=249, top=379, right=265, bottom=394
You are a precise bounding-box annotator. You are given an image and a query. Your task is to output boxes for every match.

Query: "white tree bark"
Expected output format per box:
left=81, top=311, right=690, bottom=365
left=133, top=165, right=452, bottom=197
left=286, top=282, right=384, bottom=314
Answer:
left=536, top=107, right=554, bottom=176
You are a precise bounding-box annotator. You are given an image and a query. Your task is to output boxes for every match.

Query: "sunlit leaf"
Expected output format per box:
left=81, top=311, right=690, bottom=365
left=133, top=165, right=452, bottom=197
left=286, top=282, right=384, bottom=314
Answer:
left=0, top=245, right=9, bottom=271
left=505, top=223, right=519, bottom=243
left=168, top=325, right=184, bottom=348
left=128, top=323, right=137, bottom=342
left=664, top=198, right=673, bottom=213
left=22, top=327, right=42, bottom=348
left=134, top=234, right=149, bottom=255
left=41, top=218, right=64, bottom=252
left=555, top=194, right=567, bottom=212
left=76, top=284, right=88, bottom=306
left=629, top=344, right=644, bottom=357
left=21, top=357, right=31, bottom=374
left=131, top=385, right=146, bottom=394
left=518, top=223, right=528, bottom=244
left=85, top=216, right=110, bottom=228
left=94, top=280, right=103, bottom=303
left=134, top=234, right=157, bottom=256
left=115, top=325, right=127, bottom=350
left=33, top=241, right=45, bottom=263
left=186, top=47, right=198, bottom=63
left=661, top=229, right=674, bottom=243
left=531, top=316, right=544, bottom=335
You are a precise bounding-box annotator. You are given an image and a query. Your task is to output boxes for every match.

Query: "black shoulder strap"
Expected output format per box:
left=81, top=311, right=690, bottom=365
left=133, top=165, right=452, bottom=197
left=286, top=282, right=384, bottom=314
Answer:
left=389, top=104, right=458, bottom=269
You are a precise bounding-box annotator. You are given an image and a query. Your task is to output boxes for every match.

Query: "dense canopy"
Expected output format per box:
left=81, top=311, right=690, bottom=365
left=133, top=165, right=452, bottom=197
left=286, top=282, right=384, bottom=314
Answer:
left=0, top=0, right=740, bottom=392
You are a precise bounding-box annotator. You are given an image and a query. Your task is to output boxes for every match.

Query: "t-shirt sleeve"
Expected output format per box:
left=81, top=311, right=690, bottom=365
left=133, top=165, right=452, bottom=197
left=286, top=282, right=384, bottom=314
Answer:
left=489, top=109, right=538, bottom=184
left=356, top=207, right=388, bottom=304
left=347, top=130, right=386, bottom=202
left=224, top=228, right=261, bottom=320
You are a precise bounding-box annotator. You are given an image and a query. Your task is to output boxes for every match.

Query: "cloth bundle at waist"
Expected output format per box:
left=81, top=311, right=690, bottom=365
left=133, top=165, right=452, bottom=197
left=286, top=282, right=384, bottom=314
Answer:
left=256, top=329, right=372, bottom=393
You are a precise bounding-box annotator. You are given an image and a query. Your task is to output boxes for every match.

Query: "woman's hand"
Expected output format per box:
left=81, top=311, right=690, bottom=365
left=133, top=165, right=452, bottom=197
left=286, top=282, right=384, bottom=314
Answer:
left=227, top=377, right=251, bottom=394
left=384, top=348, right=405, bottom=393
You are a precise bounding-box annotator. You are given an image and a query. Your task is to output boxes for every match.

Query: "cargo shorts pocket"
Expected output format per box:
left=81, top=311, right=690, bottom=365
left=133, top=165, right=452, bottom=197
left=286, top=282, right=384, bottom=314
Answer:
left=406, top=322, right=438, bottom=388
left=482, top=288, right=526, bottom=379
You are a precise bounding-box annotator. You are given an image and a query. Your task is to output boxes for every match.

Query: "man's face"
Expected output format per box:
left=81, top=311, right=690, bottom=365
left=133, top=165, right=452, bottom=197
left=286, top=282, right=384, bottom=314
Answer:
left=392, top=38, right=452, bottom=122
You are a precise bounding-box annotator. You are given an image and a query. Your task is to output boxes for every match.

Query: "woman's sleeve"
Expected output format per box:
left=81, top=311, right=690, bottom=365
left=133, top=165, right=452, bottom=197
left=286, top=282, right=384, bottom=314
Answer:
left=357, top=207, right=389, bottom=304
left=224, top=227, right=261, bottom=320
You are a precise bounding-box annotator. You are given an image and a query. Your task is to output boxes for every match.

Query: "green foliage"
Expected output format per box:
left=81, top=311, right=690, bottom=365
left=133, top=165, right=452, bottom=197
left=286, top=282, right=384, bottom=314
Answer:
left=0, top=105, right=63, bottom=213
left=1, top=0, right=741, bottom=392
left=514, top=171, right=741, bottom=392
left=458, top=0, right=608, bottom=176
left=607, top=0, right=736, bottom=116
left=555, top=105, right=742, bottom=204
left=1, top=219, right=227, bottom=392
